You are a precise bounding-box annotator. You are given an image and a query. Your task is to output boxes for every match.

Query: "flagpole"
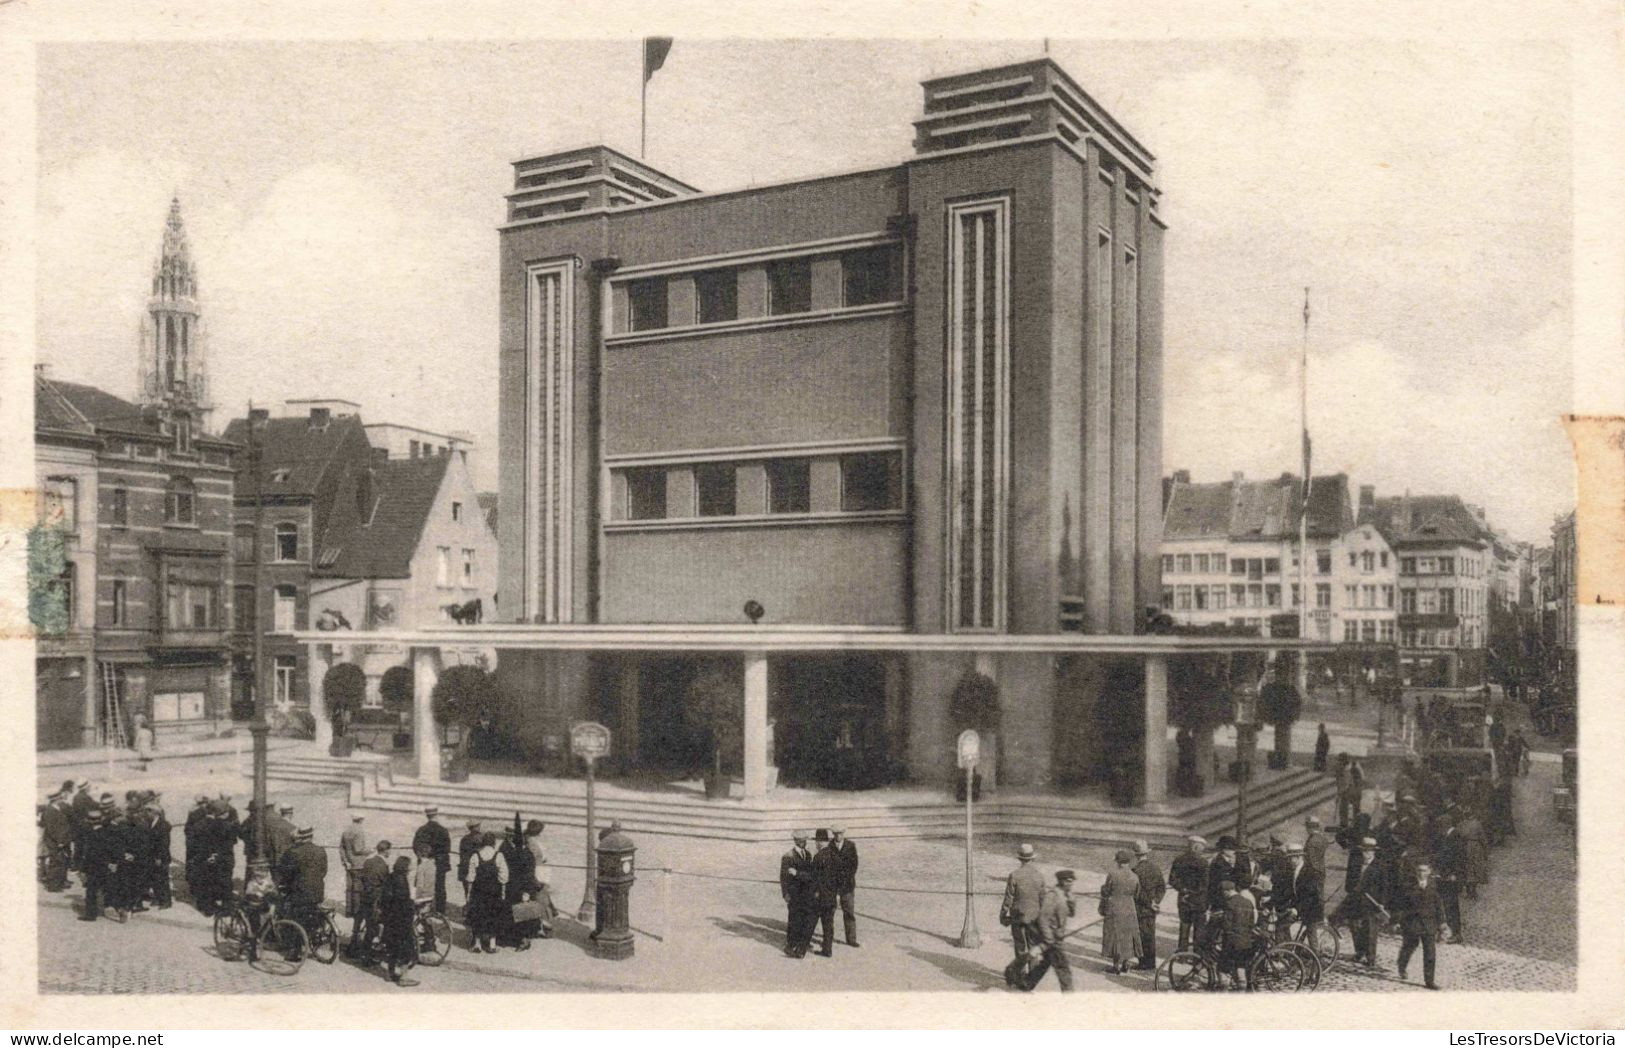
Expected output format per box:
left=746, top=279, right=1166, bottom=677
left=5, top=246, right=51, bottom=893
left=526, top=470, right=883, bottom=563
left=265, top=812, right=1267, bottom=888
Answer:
left=1299, top=287, right=1312, bottom=703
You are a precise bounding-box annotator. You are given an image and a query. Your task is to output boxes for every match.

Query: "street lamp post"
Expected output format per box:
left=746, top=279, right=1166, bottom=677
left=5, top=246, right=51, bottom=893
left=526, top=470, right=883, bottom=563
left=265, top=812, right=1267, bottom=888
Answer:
left=247, top=404, right=268, bottom=874
left=1234, top=678, right=1258, bottom=843
left=954, top=728, right=981, bottom=949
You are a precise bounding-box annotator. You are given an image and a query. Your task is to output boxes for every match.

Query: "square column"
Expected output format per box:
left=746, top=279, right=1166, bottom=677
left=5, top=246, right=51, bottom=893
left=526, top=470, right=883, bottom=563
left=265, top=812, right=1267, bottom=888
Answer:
left=743, top=653, right=770, bottom=799
left=1143, top=654, right=1169, bottom=805
left=308, top=644, right=332, bottom=749
left=412, top=647, right=441, bottom=780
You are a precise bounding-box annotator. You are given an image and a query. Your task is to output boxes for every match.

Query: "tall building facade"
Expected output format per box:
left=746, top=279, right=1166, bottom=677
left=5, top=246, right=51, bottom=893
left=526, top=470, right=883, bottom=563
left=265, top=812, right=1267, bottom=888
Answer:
left=492, top=58, right=1165, bottom=789
left=33, top=200, right=238, bottom=747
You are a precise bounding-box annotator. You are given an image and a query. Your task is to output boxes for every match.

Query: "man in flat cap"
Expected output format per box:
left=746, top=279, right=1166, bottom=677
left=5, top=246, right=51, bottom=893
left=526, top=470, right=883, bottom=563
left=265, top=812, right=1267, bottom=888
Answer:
left=412, top=806, right=451, bottom=914
left=999, top=843, right=1046, bottom=986
left=1169, top=835, right=1209, bottom=951
left=458, top=819, right=484, bottom=903
left=779, top=831, right=816, bottom=958
left=1131, top=840, right=1167, bottom=971
left=1021, top=869, right=1076, bottom=992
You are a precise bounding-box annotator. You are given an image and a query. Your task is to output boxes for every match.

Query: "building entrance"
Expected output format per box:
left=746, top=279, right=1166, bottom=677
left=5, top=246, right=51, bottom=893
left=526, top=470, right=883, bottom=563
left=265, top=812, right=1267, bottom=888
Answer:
left=635, top=656, right=720, bottom=774
left=774, top=654, right=894, bottom=790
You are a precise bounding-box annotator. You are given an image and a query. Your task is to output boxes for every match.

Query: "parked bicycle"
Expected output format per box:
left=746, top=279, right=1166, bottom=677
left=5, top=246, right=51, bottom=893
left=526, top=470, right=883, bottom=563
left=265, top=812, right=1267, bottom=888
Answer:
left=213, top=894, right=340, bottom=975
left=1156, top=914, right=1309, bottom=992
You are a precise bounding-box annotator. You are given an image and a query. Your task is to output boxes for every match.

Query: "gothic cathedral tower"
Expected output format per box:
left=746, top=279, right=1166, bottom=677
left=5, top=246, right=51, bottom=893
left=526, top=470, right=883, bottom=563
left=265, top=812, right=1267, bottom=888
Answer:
left=138, top=197, right=212, bottom=439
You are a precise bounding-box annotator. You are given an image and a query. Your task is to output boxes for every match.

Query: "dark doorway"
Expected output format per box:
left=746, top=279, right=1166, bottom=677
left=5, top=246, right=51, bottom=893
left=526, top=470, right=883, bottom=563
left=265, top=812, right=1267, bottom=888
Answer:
left=636, top=656, right=717, bottom=774
left=36, top=658, right=86, bottom=751
left=775, top=654, right=893, bottom=790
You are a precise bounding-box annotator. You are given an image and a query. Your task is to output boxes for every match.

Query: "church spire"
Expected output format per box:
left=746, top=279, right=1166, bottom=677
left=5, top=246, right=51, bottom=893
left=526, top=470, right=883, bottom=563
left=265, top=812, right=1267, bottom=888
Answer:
left=138, top=195, right=210, bottom=429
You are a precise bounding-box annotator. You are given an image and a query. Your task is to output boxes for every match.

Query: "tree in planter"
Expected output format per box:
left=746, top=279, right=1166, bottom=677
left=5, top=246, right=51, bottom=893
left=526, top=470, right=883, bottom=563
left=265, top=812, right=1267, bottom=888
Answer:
left=1257, top=659, right=1304, bottom=769
left=1168, top=653, right=1232, bottom=795
left=322, top=662, right=366, bottom=755
left=430, top=664, right=489, bottom=779
left=380, top=665, right=414, bottom=748
left=686, top=667, right=742, bottom=799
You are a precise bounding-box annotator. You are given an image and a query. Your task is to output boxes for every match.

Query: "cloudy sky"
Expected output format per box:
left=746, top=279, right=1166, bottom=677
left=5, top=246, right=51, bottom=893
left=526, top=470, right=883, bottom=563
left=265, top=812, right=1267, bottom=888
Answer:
left=34, top=37, right=1573, bottom=542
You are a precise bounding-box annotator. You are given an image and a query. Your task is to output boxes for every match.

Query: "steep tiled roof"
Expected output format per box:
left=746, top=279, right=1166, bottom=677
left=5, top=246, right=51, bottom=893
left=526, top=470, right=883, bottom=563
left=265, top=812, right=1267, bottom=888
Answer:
left=1163, top=473, right=1351, bottom=541
left=46, top=380, right=157, bottom=436
left=1360, top=495, right=1491, bottom=547
left=222, top=414, right=370, bottom=499
left=35, top=376, right=95, bottom=436
left=317, top=454, right=449, bottom=579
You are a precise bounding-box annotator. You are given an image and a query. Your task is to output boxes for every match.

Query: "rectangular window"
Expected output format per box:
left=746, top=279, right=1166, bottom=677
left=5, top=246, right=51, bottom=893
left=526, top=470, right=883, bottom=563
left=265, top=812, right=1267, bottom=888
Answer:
left=1231, top=584, right=1246, bottom=606
left=1162, top=587, right=1174, bottom=608
left=461, top=548, right=474, bottom=585
left=272, top=586, right=295, bottom=633
left=1175, top=585, right=1192, bottom=611
left=841, top=245, right=901, bottom=307
left=111, top=487, right=128, bottom=527
left=1316, top=583, right=1331, bottom=608
left=436, top=547, right=450, bottom=587
left=110, top=579, right=127, bottom=627
left=1440, top=588, right=1456, bottom=615
left=1345, top=585, right=1358, bottom=607
left=40, top=476, right=78, bottom=531
left=1383, top=585, right=1395, bottom=609
left=1211, top=585, right=1227, bottom=610
left=167, top=582, right=218, bottom=630
left=1379, top=621, right=1395, bottom=643
left=1264, top=558, right=1280, bottom=576
left=274, top=655, right=297, bottom=706
left=1380, top=552, right=1389, bottom=568
left=234, top=585, right=254, bottom=632
left=1248, top=559, right=1264, bottom=581
left=840, top=452, right=901, bottom=512
left=694, top=463, right=737, bottom=517
left=1362, top=619, right=1377, bottom=643
left=1248, top=584, right=1263, bottom=608
left=767, top=258, right=812, bottom=315
left=1349, top=552, right=1358, bottom=568
left=234, top=528, right=254, bottom=562
left=1317, top=549, right=1332, bottom=574
left=166, top=487, right=194, bottom=525
left=275, top=524, right=298, bottom=562
left=1362, top=584, right=1377, bottom=608
left=409, top=440, right=420, bottom=459
left=1401, top=589, right=1417, bottom=614
left=766, top=458, right=811, bottom=514
left=694, top=269, right=739, bottom=324
left=1439, top=557, right=1455, bottom=575
left=1231, top=559, right=1246, bottom=575
left=1265, top=584, right=1281, bottom=607
left=1161, top=554, right=1174, bottom=573
left=452, top=501, right=462, bottom=523
left=1177, top=554, right=1192, bottom=574
left=1194, top=587, right=1208, bottom=610
left=1400, top=557, right=1416, bottom=575
left=1344, top=620, right=1359, bottom=643
left=626, top=469, right=667, bottom=521
left=1291, top=583, right=1301, bottom=608
left=1362, top=551, right=1375, bottom=573
left=1418, top=590, right=1438, bottom=614
left=628, top=278, right=668, bottom=332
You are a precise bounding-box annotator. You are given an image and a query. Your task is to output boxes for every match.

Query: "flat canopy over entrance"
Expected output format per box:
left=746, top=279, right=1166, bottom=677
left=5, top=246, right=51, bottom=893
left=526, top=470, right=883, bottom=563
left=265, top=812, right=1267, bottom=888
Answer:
left=284, top=623, right=1335, bottom=654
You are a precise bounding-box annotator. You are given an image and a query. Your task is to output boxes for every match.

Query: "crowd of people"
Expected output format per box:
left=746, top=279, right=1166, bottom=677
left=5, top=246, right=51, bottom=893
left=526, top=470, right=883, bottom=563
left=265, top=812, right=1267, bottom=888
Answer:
left=37, top=779, right=172, bottom=921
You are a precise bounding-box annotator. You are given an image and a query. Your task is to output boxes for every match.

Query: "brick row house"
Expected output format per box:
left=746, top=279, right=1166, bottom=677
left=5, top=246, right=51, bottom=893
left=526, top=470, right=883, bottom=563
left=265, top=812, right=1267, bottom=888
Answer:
left=32, top=200, right=238, bottom=748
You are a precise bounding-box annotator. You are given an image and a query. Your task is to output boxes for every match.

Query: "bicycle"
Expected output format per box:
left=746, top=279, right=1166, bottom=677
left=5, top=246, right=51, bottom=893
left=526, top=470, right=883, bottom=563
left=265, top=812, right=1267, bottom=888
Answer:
left=1156, top=914, right=1308, bottom=993
left=414, top=904, right=451, bottom=967
left=1257, top=909, right=1324, bottom=990
left=212, top=895, right=310, bottom=975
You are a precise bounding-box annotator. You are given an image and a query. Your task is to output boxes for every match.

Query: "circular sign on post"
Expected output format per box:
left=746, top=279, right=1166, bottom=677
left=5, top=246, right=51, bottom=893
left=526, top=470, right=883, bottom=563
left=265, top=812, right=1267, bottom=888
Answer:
left=956, top=728, right=981, bottom=769
left=571, top=721, right=612, bottom=761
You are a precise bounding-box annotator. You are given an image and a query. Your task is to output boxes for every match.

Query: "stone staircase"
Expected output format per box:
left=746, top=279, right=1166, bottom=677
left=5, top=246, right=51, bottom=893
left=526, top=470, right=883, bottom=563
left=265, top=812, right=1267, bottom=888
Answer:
left=264, top=752, right=1335, bottom=848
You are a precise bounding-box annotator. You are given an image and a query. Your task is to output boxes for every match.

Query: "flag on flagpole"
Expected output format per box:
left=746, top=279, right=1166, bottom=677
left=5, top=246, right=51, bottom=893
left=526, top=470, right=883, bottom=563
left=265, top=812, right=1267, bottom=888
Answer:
left=644, top=37, right=673, bottom=83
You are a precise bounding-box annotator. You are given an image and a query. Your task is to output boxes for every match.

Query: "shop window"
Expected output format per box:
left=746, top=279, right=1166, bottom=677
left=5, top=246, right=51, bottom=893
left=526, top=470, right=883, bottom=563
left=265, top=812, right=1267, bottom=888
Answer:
left=628, top=278, right=668, bottom=331
left=694, top=463, right=737, bottom=517
left=839, top=452, right=900, bottom=512
left=626, top=469, right=667, bottom=520
left=841, top=245, right=901, bottom=307
left=766, top=458, right=811, bottom=514
left=767, top=258, right=812, bottom=315
left=694, top=269, right=738, bottom=324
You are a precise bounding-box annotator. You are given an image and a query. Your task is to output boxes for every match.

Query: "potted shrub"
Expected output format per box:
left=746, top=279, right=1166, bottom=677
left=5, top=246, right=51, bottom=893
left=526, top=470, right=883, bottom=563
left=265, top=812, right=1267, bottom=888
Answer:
left=380, top=665, right=414, bottom=750
left=686, top=667, right=742, bottom=799
left=322, top=662, right=366, bottom=757
left=1169, top=653, right=1232, bottom=797
left=430, top=663, right=487, bottom=782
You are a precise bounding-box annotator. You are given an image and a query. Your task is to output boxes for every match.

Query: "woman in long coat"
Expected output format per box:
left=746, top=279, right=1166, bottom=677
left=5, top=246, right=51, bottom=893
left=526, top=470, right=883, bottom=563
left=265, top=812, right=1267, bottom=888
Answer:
left=1456, top=812, right=1489, bottom=897
left=463, top=833, right=508, bottom=953
left=1099, top=849, right=1143, bottom=973
left=378, top=856, right=418, bottom=985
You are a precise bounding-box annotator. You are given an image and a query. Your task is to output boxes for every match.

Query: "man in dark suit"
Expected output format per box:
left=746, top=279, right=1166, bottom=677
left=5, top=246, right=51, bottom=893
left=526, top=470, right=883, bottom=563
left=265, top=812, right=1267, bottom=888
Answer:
left=809, top=829, right=840, bottom=957
left=69, top=780, right=96, bottom=879
left=1022, top=870, right=1076, bottom=992
left=78, top=809, right=113, bottom=921
left=779, top=831, right=815, bottom=958
left=1169, top=835, right=1208, bottom=951
left=264, top=804, right=295, bottom=866
left=349, top=840, right=392, bottom=960
left=829, top=827, right=860, bottom=947
left=1303, top=816, right=1331, bottom=891
left=1281, top=843, right=1324, bottom=927
left=39, top=789, right=73, bottom=892
left=1435, top=820, right=1467, bottom=943
left=1131, top=840, right=1166, bottom=971
left=274, top=826, right=329, bottom=935
left=458, top=819, right=484, bottom=903
left=1397, top=861, right=1445, bottom=989
left=1219, top=880, right=1256, bottom=991
left=1205, top=835, right=1243, bottom=941
left=1349, top=837, right=1388, bottom=968
left=411, top=807, right=452, bottom=915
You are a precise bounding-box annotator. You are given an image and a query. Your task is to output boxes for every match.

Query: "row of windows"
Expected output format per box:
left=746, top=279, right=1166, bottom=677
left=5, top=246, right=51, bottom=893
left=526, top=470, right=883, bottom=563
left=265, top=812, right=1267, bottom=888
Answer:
left=1401, top=627, right=1477, bottom=649
left=617, top=452, right=902, bottom=522
left=42, top=476, right=204, bottom=530
left=1161, top=549, right=1392, bottom=576
left=435, top=547, right=478, bottom=588
left=1342, top=620, right=1398, bottom=643
left=1398, top=586, right=1484, bottom=615
left=1399, top=555, right=1475, bottom=576
left=624, top=245, right=903, bottom=333
left=1162, top=581, right=1396, bottom=612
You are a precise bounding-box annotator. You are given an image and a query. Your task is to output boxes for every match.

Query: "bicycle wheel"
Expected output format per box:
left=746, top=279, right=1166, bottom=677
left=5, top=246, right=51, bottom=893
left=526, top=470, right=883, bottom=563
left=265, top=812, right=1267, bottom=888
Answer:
left=311, top=914, right=339, bottom=965
left=1278, top=940, right=1321, bottom=990
left=1249, top=946, right=1306, bottom=993
left=212, top=908, right=252, bottom=962
left=417, top=912, right=451, bottom=967
left=1299, top=920, right=1341, bottom=967
left=1158, top=950, right=1214, bottom=992
left=254, top=918, right=308, bottom=976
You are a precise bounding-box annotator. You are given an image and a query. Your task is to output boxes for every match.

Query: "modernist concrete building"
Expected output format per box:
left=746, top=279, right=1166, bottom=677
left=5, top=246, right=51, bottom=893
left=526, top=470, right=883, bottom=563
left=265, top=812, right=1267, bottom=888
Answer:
left=471, top=57, right=1169, bottom=794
